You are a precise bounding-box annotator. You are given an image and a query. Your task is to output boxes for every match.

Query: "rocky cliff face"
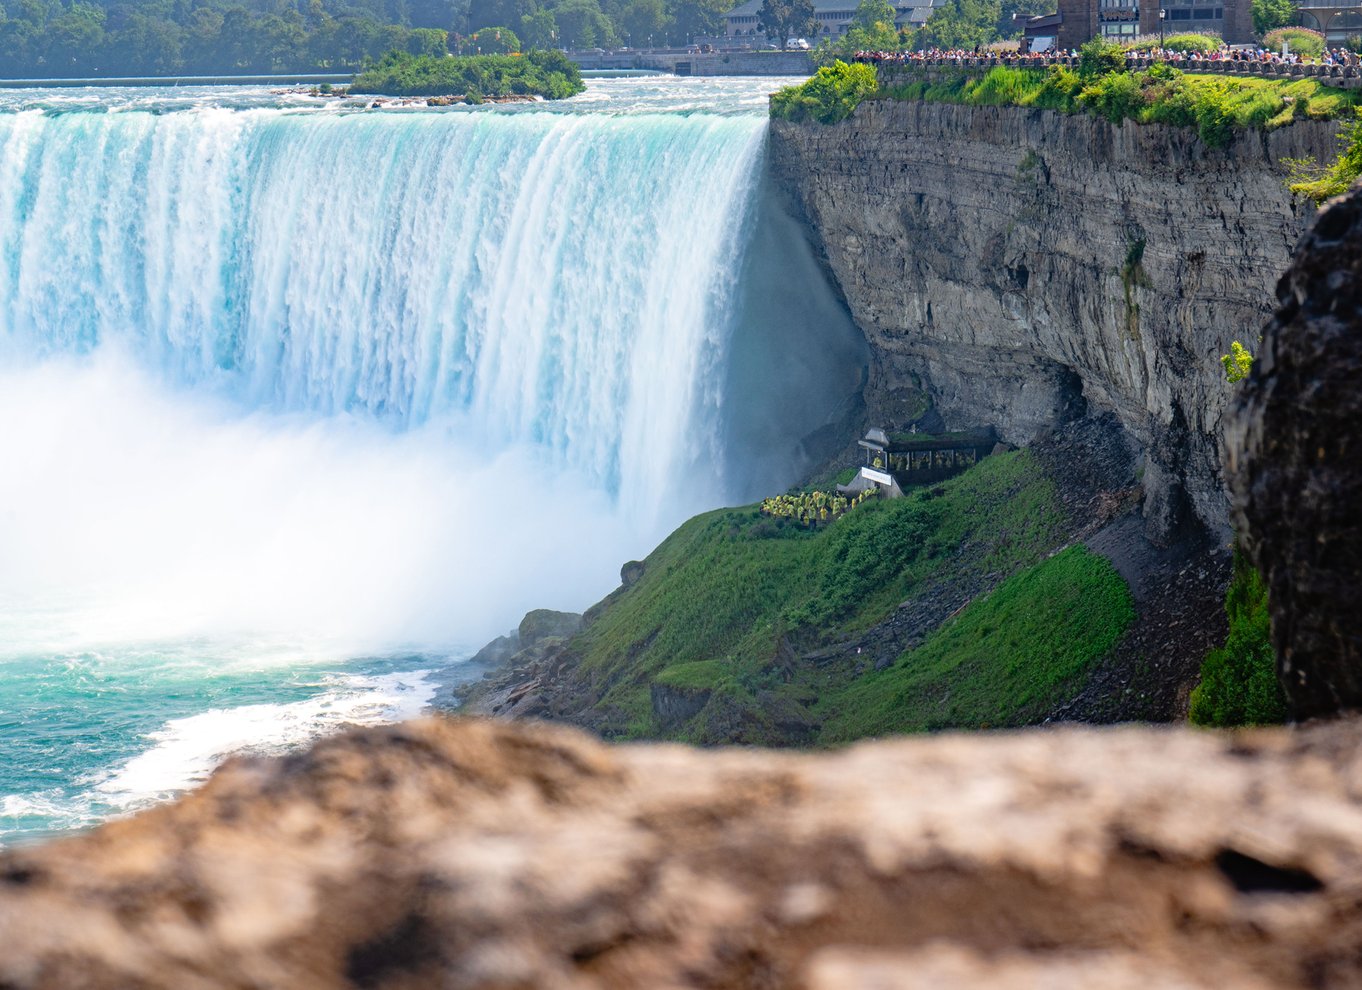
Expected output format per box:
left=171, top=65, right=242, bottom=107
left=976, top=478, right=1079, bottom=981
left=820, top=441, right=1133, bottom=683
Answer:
left=769, top=101, right=1336, bottom=543
left=1229, top=182, right=1362, bottom=719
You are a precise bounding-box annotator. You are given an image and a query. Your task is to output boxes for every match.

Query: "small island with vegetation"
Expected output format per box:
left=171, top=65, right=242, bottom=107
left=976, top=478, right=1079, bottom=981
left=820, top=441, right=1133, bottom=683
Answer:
left=350, top=48, right=584, bottom=102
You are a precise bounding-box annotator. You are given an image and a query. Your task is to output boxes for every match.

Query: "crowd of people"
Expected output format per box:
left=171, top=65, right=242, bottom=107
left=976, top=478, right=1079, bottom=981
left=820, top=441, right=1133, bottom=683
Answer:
left=852, top=44, right=1362, bottom=69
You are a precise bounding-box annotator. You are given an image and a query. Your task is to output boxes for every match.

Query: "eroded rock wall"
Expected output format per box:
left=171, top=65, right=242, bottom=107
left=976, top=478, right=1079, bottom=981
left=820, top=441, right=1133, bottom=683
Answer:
left=768, top=101, right=1336, bottom=543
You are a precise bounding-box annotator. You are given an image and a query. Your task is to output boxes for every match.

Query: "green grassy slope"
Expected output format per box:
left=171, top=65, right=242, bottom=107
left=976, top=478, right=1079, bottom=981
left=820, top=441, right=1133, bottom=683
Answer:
left=565, top=451, right=1133, bottom=744
left=817, top=546, right=1134, bottom=741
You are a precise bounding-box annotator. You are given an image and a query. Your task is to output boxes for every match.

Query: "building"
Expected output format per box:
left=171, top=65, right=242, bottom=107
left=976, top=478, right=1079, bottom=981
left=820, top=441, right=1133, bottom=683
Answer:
left=723, top=0, right=948, bottom=42
left=1296, top=0, right=1362, bottom=42
left=836, top=427, right=997, bottom=499
left=1020, top=0, right=1252, bottom=48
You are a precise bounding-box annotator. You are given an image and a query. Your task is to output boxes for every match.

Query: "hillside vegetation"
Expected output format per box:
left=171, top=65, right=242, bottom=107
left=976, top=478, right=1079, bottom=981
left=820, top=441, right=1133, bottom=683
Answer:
left=773, top=58, right=1362, bottom=149
left=565, top=451, right=1134, bottom=744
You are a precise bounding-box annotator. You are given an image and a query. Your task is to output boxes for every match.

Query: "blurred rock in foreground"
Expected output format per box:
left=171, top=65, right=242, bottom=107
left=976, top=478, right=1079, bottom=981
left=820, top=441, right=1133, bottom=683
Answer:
left=3, top=716, right=1362, bottom=989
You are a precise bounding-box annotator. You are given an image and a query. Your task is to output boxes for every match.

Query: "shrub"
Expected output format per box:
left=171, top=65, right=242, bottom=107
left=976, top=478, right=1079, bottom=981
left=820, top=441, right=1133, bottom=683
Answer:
left=1031, top=64, right=1084, bottom=109
left=1291, top=108, right=1362, bottom=202
left=1189, top=552, right=1287, bottom=727
left=832, top=60, right=1359, bottom=142
left=1222, top=340, right=1254, bottom=383
left=1129, top=32, right=1221, bottom=53
left=770, top=60, right=879, bottom=124
left=1164, top=32, right=1223, bottom=53
left=1080, top=70, right=1144, bottom=123
left=1079, top=38, right=1127, bottom=78
left=1262, top=27, right=1325, bottom=60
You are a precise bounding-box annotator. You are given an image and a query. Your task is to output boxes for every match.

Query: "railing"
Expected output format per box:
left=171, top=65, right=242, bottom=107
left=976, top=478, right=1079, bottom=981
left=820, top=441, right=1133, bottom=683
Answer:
left=866, top=53, right=1362, bottom=89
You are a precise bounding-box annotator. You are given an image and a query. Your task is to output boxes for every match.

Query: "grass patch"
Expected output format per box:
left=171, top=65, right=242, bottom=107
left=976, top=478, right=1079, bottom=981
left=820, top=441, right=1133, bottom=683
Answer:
left=653, top=660, right=734, bottom=690
left=571, top=450, right=1072, bottom=740
left=817, top=545, right=1135, bottom=742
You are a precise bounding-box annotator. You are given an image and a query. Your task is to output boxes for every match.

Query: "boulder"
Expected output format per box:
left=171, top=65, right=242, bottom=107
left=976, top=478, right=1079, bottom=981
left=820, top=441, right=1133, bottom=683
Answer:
left=517, top=609, right=582, bottom=650
left=1228, top=182, right=1362, bottom=720
left=3, top=716, right=1362, bottom=988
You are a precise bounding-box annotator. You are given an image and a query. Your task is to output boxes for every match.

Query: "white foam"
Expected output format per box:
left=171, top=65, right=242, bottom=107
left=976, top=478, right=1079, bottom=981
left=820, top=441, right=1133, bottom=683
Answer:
left=95, top=668, right=439, bottom=809
left=0, top=351, right=643, bottom=656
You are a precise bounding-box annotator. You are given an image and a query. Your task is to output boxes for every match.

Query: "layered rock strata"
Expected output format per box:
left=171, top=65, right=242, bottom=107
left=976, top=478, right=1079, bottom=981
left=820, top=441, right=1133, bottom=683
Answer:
left=769, top=101, right=1337, bottom=543
left=4, top=716, right=1362, bottom=988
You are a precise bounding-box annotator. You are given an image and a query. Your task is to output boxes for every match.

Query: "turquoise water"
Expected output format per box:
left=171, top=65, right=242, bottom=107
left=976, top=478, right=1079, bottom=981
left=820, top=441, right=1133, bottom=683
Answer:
left=0, top=76, right=851, bottom=845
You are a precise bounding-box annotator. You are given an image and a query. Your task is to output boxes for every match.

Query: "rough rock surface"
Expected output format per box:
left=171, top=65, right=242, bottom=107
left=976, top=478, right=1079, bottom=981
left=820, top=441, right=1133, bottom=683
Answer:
left=4, top=716, right=1362, bottom=989
left=1229, top=182, right=1362, bottom=720
left=769, top=102, right=1336, bottom=543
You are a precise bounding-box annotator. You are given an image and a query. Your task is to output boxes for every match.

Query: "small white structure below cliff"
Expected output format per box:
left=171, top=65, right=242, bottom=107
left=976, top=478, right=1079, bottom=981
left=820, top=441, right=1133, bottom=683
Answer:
left=838, top=426, right=997, bottom=498
left=838, top=427, right=905, bottom=498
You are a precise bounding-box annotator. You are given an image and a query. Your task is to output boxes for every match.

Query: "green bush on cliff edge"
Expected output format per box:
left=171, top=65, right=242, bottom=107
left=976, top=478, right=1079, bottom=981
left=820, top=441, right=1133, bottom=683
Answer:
left=771, top=60, right=878, bottom=124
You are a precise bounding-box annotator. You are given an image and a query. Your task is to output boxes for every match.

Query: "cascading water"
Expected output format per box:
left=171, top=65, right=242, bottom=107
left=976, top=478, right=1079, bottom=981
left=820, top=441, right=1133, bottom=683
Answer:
left=0, top=77, right=866, bottom=842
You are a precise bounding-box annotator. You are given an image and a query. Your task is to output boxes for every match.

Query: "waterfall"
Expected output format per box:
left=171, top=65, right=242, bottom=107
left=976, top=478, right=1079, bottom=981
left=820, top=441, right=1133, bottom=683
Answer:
left=0, top=107, right=767, bottom=517
left=0, top=83, right=870, bottom=842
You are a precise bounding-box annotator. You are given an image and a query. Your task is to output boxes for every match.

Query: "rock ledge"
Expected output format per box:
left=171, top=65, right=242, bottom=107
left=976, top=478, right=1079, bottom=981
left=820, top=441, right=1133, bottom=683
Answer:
left=3, top=716, right=1362, bottom=988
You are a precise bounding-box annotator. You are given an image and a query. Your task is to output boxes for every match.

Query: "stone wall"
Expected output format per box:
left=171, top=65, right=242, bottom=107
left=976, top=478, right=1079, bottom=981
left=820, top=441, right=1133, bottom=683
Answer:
left=768, top=101, right=1337, bottom=543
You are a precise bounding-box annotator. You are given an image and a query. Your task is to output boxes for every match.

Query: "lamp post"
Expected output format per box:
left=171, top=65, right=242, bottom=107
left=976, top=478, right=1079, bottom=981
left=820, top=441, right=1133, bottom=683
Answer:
left=1159, top=7, right=1166, bottom=49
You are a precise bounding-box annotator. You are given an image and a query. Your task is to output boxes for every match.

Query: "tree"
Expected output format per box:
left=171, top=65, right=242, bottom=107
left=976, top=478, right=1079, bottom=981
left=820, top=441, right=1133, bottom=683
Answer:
left=759, top=0, right=816, bottom=47
left=551, top=0, right=618, bottom=46
left=916, top=0, right=1000, bottom=50
left=850, top=0, right=894, bottom=31
left=813, top=0, right=900, bottom=64
left=1251, top=0, right=1294, bottom=36
left=468, top=0, right=538, bottom=32
left=45, top=2, right=106, bottom=71
left=459, top=23, right=519, bottom=49
left=519, top=7, right=557, bottom=46
left=407, top=0, right=470, bottom=28
left=666, top=0, right=728, bottom=43
left=406, top=25, right=450, bottom=54
left=770, top=58, right=877, bottom=121
left=620, top=0, right=667, bottom=45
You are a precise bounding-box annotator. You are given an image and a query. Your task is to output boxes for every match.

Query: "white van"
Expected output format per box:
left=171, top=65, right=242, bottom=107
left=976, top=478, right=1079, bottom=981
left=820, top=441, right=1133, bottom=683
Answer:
left=786, top=38, right=811, bottom=49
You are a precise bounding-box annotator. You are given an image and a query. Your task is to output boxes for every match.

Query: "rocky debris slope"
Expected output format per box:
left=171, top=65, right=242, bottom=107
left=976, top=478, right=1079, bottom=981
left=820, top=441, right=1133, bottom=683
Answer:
left=769, top=101, right=1336, bottom=544
left=432, top=608, right=582, bottom=706
left=1229, top=182, right=1362, bottom=720
left=4, top=716, right=1362, bottom=989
